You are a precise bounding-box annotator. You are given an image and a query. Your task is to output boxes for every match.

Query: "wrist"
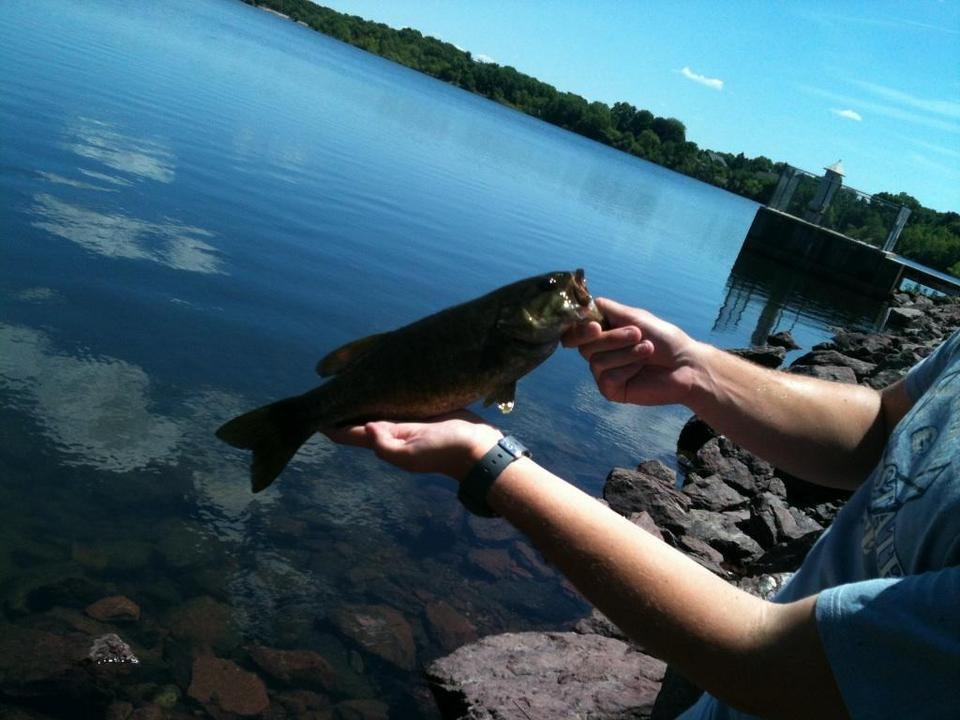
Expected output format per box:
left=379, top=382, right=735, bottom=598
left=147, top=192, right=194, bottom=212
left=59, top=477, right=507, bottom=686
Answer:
left=680, top=340, right=720, bottom=413
left=458, top=434, right=532, bottom=517
left=451, top=427, right=504, bottom=482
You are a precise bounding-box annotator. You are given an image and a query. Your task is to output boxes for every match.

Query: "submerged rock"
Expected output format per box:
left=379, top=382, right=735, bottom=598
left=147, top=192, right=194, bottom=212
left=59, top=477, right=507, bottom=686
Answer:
left=88, top=633, right=139, bottom=666
left=248, top=645, right=336, bottom=691
left=329, top=604, right=417, bottom=671
left=165, top=595, right=240, bottom=653
left=85, top=595, right=141, bottom=623
left=424, top=600, right=478, bottom=652
left=333, top=698, right=390, bottom=720
left=187, top=656, right=269, bottom=718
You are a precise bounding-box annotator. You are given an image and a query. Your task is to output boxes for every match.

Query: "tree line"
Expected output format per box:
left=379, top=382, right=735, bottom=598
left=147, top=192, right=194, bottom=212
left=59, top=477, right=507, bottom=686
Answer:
left=243, top=0, right=960, bottom=277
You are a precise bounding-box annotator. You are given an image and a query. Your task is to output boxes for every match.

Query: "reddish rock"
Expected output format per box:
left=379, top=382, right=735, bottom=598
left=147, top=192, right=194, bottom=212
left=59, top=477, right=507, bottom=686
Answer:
left=604, top=466, right=691, bottom=532
left=788, top=363, right=858, bottom=384
left=165, top=596, right=239, bottom=653
left=248, top=646, right=335, bottom=691
left=0, top=623, right=89, bottom=687
left=727, top=345, right=786, bottom=368
left=85, top=595, right=141, bottom=622
left=512, top=541, right=553, bottom=577
left=428, top=632, right=664, bottom=720
left=628, top=511, right=665, bottom=541
left=466, top=515, right=516, bottom=542
left=425, top=601, right=477, bottom=651
left=275, top=688, right=332, bottom=718
left=767, top=330, right=800, bottom=350
left=329, top=604, right=416, bottom=671
left=188, top=656, right=269, bottom=718
left=467, top=548, right=516, bottom=579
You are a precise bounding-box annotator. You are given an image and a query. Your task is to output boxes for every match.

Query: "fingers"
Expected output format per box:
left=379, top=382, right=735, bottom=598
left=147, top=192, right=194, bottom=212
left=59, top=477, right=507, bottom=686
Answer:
left=576, top=326, right=644, bottom=360
left=562, top=320, right=603, bottom=348
left=588, top=339, right=654, bottom=375
left=324, top=424, right=373, bottom=447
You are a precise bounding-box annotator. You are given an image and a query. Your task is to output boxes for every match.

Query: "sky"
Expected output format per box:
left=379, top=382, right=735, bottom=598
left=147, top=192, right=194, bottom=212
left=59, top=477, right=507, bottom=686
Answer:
left=318, top=0, right=960, bottom=213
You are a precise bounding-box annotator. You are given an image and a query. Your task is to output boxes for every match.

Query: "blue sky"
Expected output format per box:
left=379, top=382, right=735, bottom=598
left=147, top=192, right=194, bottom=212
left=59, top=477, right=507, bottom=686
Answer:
left=318, top=1, right=960, bottom=213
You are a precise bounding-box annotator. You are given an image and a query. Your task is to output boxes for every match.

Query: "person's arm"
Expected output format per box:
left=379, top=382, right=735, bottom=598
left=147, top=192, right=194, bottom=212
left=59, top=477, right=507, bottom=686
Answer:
left=565, top=298, right=913, bottom=489
left=331, top=417, right=848, bottom=719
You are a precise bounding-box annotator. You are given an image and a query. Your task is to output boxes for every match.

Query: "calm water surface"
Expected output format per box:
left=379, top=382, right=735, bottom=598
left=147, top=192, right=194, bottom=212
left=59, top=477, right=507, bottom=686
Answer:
left=0, top=1, right=888, bottom=715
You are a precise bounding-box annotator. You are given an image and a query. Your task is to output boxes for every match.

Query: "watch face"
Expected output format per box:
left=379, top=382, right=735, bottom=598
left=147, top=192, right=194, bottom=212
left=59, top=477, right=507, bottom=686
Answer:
left=499, top=435, right=529, bottom=458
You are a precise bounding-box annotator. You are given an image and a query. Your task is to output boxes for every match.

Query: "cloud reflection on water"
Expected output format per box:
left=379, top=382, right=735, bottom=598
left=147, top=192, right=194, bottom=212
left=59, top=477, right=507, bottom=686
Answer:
left=31, top=193, right=223, bottom=274
left=78, top=168, right=133, bottom=187
left=37, top=171, right=116, bottom=192
left=66, top=116, right=175, bottom=184
left=0, top=323, right=183, bottom=473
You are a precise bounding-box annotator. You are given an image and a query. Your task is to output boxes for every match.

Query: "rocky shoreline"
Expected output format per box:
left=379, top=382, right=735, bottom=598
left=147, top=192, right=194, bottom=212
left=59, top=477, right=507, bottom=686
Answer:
left=426, top=291, right=960, bottom=720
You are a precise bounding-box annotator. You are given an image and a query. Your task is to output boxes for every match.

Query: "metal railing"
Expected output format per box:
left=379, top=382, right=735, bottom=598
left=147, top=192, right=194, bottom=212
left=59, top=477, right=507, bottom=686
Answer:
left=768, top=165, right=911, bottom=251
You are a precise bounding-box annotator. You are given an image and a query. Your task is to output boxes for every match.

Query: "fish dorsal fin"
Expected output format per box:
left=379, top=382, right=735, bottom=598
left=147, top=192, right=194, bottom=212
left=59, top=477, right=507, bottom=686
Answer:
left=316, top=333, right=386, bottom=376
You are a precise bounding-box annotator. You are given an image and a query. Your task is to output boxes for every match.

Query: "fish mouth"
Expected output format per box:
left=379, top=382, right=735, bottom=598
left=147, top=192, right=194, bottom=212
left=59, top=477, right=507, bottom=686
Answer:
left=570, top=269, right=603, bottom=323
left=571, top=268, right=591, bottom=306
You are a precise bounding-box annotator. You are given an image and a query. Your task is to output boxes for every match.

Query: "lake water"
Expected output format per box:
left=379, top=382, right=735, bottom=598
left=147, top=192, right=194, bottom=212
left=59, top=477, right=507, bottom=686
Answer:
left=0, top=1, right=890, bottom=716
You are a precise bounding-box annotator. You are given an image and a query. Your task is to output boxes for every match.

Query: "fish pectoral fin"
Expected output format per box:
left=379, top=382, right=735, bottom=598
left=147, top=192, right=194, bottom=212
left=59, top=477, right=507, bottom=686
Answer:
left=484, top=381, right=516, bottom=414
left=316, top=332, right=386, bottom=376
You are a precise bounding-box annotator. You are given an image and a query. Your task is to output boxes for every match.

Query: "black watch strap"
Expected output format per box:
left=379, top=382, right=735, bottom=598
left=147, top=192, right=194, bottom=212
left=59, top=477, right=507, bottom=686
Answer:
left=458, top=435, right=531, bottom=517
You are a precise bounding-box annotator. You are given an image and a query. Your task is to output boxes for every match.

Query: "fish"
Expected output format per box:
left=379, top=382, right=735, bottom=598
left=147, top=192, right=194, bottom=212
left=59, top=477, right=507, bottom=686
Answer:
left=215, top=268, right=604, bottom=492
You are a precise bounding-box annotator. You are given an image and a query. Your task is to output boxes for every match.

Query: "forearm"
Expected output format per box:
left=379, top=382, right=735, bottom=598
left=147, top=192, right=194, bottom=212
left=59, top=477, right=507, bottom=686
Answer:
left=487, top=459, right=846, bottom=718
left=686, top=343, right=886, bottom=489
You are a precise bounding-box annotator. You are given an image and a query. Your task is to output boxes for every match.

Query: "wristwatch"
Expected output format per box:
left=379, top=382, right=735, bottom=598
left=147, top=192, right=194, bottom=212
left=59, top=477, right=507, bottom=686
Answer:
left=458, top=435, right=532, bottom=517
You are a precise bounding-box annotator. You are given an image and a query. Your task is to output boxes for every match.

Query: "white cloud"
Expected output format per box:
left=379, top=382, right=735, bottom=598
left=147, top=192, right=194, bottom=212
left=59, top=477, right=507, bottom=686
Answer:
left=831, top=108, right=863, bottom=121
left=474, top=53, right=496, bottom=64
left=802, top=84, right=960, bottom=134
left=680, top=66, right=724, bottom=91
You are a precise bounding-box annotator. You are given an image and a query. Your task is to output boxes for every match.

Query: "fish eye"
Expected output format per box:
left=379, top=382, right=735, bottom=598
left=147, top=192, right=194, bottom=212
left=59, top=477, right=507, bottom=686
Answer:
left=540, top=276, right=559, bottom=291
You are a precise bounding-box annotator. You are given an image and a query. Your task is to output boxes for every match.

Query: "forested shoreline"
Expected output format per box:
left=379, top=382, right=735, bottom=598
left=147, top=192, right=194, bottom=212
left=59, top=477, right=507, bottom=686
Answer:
left=243, top=0, right=960, bottom=277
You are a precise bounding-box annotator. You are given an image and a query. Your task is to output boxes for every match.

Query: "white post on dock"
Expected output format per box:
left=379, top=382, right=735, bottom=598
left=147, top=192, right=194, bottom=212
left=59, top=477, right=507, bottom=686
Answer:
left=804, top=160, right=844, bottom=225
left=883, top=205, right=913, bottom=253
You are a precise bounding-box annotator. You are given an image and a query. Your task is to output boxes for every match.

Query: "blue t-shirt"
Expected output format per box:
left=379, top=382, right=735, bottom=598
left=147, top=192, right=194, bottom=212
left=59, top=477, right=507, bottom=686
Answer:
left=680, top=329, right=960, bottom=720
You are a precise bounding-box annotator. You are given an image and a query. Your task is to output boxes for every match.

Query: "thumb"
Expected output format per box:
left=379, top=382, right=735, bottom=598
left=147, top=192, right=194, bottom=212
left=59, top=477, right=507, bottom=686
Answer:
left=365, top=421, right=409, bottom=458
left=595, top=297, right=641, bottom=329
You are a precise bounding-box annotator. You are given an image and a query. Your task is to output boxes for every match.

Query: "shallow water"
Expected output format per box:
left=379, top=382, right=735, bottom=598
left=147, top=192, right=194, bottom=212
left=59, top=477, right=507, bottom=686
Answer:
left=0, top=0, right=889, bottom=715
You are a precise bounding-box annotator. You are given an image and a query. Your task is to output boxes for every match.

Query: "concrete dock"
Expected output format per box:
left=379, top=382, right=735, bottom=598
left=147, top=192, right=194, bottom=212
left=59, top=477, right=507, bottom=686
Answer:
left=740, top=207, right=959, bottom=298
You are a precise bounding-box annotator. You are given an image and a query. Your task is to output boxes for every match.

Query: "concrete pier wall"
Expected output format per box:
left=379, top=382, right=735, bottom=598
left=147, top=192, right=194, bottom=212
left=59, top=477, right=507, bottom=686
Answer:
left=740, top=207, right=904, bottom=299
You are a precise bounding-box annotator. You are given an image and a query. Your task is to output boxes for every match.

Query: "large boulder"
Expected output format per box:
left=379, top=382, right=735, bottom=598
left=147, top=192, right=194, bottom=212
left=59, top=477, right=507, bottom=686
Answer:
left=790, top=349, right=877, bottom=381
left=427, top=632, right=665, bottom=720
left=603, top=465, right=689, bottom=534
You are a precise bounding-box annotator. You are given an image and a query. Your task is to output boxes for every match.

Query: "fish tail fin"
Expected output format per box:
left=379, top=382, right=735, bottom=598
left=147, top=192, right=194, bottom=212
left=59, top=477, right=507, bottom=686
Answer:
left=215, top=395, right=317, bottom=493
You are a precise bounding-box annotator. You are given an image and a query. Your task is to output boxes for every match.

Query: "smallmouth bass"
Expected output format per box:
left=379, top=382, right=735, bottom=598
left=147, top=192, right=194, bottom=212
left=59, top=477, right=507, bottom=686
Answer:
left=216, top=269, right=603, bottom=492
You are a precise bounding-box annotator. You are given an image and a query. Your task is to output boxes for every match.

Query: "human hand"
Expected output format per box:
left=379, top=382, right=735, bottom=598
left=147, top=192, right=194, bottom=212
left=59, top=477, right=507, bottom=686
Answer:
left=563, top=297, right=704, bottom=407
left=325, top=411, right=503, bottom=481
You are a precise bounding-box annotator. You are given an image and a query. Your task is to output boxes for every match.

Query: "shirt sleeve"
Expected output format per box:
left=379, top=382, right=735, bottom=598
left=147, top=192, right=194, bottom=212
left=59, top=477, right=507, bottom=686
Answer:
left=816, top=566, right=960, bottom=719
left=905, top=328, right=960, bottom=401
